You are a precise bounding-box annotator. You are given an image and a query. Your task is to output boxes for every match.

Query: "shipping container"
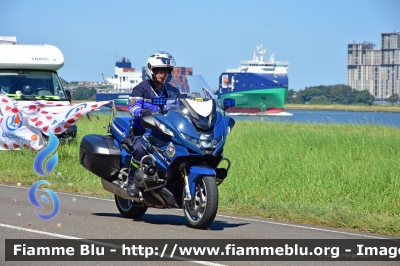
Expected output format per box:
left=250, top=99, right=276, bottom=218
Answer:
left=123, top=68, right=135, bottom=72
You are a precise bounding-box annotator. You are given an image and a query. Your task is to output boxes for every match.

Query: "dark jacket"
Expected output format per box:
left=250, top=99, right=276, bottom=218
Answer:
left=128, top=79, right=180, bottom=131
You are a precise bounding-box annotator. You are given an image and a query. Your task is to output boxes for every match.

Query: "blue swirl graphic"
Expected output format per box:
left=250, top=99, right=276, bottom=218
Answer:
left=28, top=180, right=60, bottom=220
left=41, top=195, right=49, bottom=204
left=34, top=132, right=59, bottom=176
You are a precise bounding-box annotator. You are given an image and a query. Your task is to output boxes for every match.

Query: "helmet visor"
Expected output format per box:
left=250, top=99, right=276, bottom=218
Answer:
left=159, top=58, right=171, bottom=64
left=153, top=68, right=172, bottom=74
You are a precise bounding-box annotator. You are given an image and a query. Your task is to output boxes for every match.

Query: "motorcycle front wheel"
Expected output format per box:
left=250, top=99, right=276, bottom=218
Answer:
left=115, top=195, right=148, bottom=219
left=183, top=175, right=218, bottom=229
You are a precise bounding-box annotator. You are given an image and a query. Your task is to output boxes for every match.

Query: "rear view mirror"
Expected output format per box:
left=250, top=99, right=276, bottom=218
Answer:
left=65, top=90, right=71, bottom=102
left=223, top=98, right=235, bottom=108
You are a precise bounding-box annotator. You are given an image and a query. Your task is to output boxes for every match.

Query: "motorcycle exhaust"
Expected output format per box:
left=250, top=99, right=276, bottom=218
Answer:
left=100, top=178, right=142, bottom=202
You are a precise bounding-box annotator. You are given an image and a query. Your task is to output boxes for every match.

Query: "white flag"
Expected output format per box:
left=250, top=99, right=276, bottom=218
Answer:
left=0, top=93, right=110, bottom=150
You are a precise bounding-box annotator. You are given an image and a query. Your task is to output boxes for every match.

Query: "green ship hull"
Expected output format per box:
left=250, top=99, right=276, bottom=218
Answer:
left=218, top=88, right=287, bottom=114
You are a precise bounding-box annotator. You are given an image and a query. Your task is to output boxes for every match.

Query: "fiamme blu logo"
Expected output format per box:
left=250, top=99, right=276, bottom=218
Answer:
left=28, top=132, right=60, bottom=220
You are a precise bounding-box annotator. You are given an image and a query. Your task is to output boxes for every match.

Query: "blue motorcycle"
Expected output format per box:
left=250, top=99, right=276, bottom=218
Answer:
left=79, top=75, right=235, bottom=229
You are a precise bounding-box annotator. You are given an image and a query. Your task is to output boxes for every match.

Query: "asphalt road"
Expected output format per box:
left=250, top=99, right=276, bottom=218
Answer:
left=0, top=183, right=398, bottom=266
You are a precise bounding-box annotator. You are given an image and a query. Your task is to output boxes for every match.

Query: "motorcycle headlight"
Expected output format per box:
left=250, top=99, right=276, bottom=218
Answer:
left=200, top=134, right=223, bottom=148
left=181, top=133, right=201, bottom=148
left=159, top=123, right=175, bottom=137
left=182, top=133, right=223, bottom=149
left=200, top=134, right=212, bottom=148
left=212, top=134, right=224, bottom=148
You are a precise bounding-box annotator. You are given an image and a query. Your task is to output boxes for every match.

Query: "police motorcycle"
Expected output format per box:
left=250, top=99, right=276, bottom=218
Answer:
left=79, top=75, right=235, bottom=229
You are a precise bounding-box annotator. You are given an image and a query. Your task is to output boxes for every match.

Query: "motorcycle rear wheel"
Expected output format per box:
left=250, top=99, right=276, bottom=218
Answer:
left=183, top=175, right=218, bottom=229
left=114, top=195, right=148, bottom=219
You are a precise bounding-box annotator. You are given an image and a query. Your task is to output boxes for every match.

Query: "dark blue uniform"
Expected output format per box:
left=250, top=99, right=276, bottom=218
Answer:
left=128, top=80, right=180, bottom=129
left=127, top=79, right=161, bottom=165
left=127, top=79, right=180, bottom=176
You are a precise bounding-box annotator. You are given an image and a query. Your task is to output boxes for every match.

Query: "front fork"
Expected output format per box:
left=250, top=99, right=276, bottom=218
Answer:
left=181, top=168, right=192, bottom=201
left=180, top=164, right=224, bottom=201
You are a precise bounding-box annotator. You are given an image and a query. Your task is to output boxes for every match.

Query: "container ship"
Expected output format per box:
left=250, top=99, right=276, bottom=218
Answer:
left=96, top=57, right=192, bottom=111
left=215, top=45, right=289, bottom=114
left=96, top=57, right=141, bottom=111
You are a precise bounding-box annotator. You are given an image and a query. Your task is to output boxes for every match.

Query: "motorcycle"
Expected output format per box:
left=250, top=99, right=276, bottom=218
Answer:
left=79, top=75, right=235, bottom=229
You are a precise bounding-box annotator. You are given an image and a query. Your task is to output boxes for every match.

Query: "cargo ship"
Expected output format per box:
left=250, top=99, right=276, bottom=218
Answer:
left=96, top=57, right=192, bottom=111
left=96, top=57, right=141, bottom=111
left=215, top=45, right=289, bottom=114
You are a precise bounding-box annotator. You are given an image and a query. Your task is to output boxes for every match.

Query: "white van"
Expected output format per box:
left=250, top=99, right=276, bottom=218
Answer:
left=0, top=36, right=76, bottom=141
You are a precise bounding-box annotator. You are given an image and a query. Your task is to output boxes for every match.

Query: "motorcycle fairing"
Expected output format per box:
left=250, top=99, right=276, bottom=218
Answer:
left=141, top=132, right=190, bottom=168
left=212, top=113, right=233, bottom=155
left=156, top=111, right=198, bottom=138
left=111, top=116, right=132, bottom=143
left=155, top=112, right=203, bottom=155
left=113, top=138, right=132, bottom=167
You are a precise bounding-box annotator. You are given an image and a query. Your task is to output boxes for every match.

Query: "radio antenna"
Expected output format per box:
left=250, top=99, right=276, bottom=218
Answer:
left=102, top=73, right=115, bottom=121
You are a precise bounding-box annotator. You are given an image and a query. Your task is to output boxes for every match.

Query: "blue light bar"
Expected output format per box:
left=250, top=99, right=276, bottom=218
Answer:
left=152, top=97, right=167, bottom=106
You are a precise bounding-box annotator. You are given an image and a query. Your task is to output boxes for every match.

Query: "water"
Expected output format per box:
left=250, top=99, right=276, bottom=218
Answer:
left=234, top=110, right=400, bottom=127
left=93, top=107, right=400, bottom=127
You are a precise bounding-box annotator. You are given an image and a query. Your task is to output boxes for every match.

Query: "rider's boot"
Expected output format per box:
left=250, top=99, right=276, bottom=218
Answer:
left=127, top=181, right=139, bottom=198
left=134, top=168, right=144, bottom=188
left=127, top=162, right=140, bottom=198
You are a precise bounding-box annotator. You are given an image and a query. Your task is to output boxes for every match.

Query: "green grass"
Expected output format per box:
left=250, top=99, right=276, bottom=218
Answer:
left=219, top=121, right=400, bottom=235
left=1, top=115, right=400, bottom=236
left=0, top=115, right=113, bottom=197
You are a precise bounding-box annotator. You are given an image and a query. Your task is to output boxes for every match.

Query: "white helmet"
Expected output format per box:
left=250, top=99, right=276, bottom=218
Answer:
left=146, top=51, right=175, bottom=82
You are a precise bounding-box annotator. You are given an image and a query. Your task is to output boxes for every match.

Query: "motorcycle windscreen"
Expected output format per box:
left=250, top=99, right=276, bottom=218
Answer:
left=178, top=98, right=217, bottom=131
left=165, top=74, right=219, bottom=130
left=165, top=75, right=220, bottom=106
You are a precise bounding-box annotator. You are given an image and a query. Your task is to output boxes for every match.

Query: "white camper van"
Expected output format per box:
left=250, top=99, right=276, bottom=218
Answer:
left=0, top=36, right=76, bottom=141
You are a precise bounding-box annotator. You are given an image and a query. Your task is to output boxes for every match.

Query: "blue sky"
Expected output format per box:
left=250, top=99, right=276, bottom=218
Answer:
left=1, top=0, right=399, bottom=91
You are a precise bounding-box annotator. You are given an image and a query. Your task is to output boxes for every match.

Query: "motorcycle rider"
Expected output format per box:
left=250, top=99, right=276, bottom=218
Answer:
left=126, top=51, right=179, bottom=197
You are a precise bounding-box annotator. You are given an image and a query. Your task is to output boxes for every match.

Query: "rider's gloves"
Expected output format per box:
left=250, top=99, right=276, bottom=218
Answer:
left=140, top=108, right=152, bottom=117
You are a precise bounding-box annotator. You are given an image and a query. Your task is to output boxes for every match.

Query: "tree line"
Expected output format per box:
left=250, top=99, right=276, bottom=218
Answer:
left=64, top=79, right=399, bottom=105
left=60, top=78, right=96, bottom=101
left=71, top=87, right=96, bottom=101
left=285, top=84, right=376, bottom=105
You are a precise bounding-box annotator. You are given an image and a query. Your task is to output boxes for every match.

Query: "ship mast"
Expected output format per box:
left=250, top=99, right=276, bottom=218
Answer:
left=256, top=45, right=267, bottom=62
left=269, top=53, right=275, bottom=63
